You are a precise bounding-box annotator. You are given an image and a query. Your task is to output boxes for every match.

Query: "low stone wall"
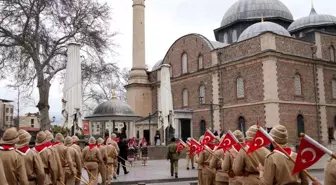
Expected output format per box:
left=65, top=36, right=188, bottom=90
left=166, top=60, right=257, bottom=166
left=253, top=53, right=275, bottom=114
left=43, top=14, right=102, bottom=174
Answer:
left=147, top=146, right=187, bottom=160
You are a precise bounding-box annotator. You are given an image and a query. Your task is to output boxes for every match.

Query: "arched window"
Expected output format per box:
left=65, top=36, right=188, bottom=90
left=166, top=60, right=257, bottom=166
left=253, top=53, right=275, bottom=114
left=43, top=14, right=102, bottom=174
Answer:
left=297, top=115, right=305, bottom=137
left=237, top=77, right=245, bottom=98
left=294, top=73, right=302, bottom=96
left=332, top=79, right=336, bottom=99
left=232, top=30, right=237, bottom=42
left=238, top=116, right=246, bottom=136
left=198, top=55, right=203, bottom=69
left=199, top=85, right=205, bottom=104
left=183, top=89, right=188, bottom=106
left=330, top=46, right=335, bottom=62
left=224, top=33, right=228, bottom=44
left=182, top=53, right=188, bottom=74
left=200, top=120, right=206, bottom=135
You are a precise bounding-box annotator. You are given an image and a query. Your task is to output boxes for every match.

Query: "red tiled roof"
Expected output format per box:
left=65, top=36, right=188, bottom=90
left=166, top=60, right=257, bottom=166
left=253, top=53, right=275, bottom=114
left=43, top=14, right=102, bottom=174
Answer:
left=19, top=127, right=40, bottom=132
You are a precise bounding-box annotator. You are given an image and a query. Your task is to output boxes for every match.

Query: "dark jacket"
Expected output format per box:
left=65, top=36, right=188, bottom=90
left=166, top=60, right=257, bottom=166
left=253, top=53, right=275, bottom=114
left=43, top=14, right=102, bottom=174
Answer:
left=118, top=140, right=128, bottom=158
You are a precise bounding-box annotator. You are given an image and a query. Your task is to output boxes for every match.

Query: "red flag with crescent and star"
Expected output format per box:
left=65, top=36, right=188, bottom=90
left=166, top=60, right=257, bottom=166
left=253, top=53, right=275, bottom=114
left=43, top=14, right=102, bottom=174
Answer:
left=177, top=139, right=186, bottom=153
left=189, top=139, right=204, bottom=154
left=201, top=129, right=215, bottom=145
left=292, top=135, right=329, bottom=175
left=247, top=128, right=272, bottom=154
left=217, top=131, right=238, bottom=151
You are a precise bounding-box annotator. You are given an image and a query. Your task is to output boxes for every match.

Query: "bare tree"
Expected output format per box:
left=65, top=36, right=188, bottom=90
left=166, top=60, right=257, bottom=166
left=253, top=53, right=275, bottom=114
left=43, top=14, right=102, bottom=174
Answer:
left=83, top=67, right=130, bottom=115
left=0, top=0, right=116, bottom=129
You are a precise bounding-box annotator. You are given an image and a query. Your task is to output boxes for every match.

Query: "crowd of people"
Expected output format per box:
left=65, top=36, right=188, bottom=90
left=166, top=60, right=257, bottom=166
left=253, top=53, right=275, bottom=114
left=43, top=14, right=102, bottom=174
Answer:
left=0, top=127, right=150, bottom=185
left=166, top=125, right=335, bottom=185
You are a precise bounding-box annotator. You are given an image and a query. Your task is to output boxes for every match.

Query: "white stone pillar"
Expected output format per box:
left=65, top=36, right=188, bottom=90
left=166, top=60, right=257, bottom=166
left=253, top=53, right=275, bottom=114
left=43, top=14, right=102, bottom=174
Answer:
left=316, top=66, right=328, bottom=145
left=174, top=118, right=179, bottom=139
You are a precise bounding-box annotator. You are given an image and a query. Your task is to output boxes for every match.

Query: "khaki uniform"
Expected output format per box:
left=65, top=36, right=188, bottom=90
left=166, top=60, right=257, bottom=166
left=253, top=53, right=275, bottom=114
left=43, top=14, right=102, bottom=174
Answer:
left=70, top=144, right=82, bottom=185
left=34, top=147, right=57, bottom=185
left=199, top=150, right=215, bottom=185
left=17, top=149, right=46, bottom=185
left=195, top=153, right=203, bottom=185
left=233, top=147, right=270, bottom=185
left=0, top=157, right=8, bottom=185
left=167, top=142, right=179, bottom=176
left=65, top=146, right=82, bottom=185
left=0, top=149, right=28, bottom=185
left=82, top=146, right=103, bottom=185
left=106, top=144, right=118, bottom=184
left=54, top=143, right=75, bottom=184
left=325, top=158, right=336, bottom=185
left=98, top=145, right=108, bottom=184
left=48, top=146, right=63, bottom=185
left=222, top=147, right=243, bottom=185
left=210, top=149, right=229, bottom=185
left=260, top=151, right=309, bottom=185
left=186, top=147, right=195, bottom=169
left=111, top=140, right=120, bottom=153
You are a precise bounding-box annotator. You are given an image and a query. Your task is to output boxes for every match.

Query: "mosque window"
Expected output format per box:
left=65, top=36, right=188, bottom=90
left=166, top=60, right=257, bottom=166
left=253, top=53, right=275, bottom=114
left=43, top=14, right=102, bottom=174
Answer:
left=297, top=115, right=305, bottom=137
left=200, top=120, right=206, bottom=135
left=224, top=33, right=228, bottom=44
left=294, top=73, right=302, bottom=96
left=236, top=76, right=245, bottom=98
left=182, top=53, right=188, bottom=74
left=232, top=30, right=237, bottom=42
left=199, top=85, right=205, bottom=104
left=198, top=55, right=203, bottom=69
left=183, top=89, right=189, bottom=106
left=238, top=116, right=246, bottom=137
left=330, top=46, right=335, bottom=62
left=332, top=79, right=336, bottom=98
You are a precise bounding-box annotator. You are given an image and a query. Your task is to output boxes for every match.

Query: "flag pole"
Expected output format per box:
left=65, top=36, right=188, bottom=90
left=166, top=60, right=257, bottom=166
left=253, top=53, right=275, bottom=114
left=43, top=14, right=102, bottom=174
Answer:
left=258, top=128, right=315, bottom=181
left=300, top=133, right=336, bottom=159
left=204, top=145, right=223, bottom=161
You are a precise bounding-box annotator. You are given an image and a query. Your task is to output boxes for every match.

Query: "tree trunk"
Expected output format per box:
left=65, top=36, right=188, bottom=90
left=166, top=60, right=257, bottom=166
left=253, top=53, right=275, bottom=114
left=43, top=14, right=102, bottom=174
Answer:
left=37, top=79, right=51, bottom=130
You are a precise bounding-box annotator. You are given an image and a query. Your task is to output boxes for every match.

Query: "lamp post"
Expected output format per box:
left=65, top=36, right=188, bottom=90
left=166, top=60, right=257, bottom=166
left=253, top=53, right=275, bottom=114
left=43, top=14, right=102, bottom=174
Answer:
left=148, top=113, right=151, bottom=145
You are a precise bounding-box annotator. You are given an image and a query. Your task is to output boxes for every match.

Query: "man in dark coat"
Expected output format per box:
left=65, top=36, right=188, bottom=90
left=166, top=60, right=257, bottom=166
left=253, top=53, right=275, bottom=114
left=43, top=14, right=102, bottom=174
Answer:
left=117, top=138, right=129, bottom=175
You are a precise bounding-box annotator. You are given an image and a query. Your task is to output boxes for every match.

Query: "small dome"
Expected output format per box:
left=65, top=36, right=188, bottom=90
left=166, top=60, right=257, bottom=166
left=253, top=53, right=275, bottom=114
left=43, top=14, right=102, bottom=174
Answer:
left=221, top=0, right=293, bottom=27
left=92, top=99, right=136, bottom=117
left=288, top=8, right=336, bottom=32
left=238, top=21, right=291, bottom=42
left=152, top=60, right=163, bottom=71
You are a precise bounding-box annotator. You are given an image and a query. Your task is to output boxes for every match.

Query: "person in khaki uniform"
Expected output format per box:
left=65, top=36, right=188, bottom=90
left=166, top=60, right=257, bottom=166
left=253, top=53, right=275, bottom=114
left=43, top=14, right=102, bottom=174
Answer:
left=0, top=127, right=28, bottom=185
left=70, top=135, right=82, bottom=185
left=167, top=137, right=179, bottom=178
left=210, top=136, right=229, bottom=185
left=258, top=125, right=309, bottom=185
left=45, top=130, right=63, bottom=184
left=195, top=135, right=204, bottom=185
left=97, top=137, right=108, bottom=185
left=34, top=131, right=57, bottom=185
left=186, top=138, right=195, bottom=170
left=222, top=130, right=245, bottom=185
left=0, top=157, right=8, bottom=185
left=111, top=133, right=120, bottom=153
left=82, top=137, right=103, bottom=185
left=16, top=129, right=45, bottom=185
left=233, top=125, right=270, bottom=185
left=199, top=140, right=216, bottom=185
left=64, top=136, right=82, bottom=185
left=106, top=138, right=118, bottom=183
left=54, top=133, right=75, bottom=184
left=321, top=158, right=336, bottom=185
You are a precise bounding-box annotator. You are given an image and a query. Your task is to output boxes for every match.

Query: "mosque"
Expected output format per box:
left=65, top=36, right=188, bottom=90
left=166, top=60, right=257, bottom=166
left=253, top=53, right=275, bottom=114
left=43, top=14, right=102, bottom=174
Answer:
left=125, top=0, right=336, bottom=146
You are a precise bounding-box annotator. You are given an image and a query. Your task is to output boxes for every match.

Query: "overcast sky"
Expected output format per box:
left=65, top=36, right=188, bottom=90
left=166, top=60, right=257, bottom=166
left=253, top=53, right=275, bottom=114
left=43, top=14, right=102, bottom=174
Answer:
left=0, top=0, right=335, bottom=123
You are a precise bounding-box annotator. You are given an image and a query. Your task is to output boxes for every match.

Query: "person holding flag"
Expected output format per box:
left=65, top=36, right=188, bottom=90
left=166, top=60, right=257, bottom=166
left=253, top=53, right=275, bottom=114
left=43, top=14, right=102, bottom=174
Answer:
left=222, top=130, right=245, bottom=185
left=195, top=135, right=204, bottom=185
left=258, top=125, right=309, bottom=185
left=185, top=137, right=195, bottom=170
left=198, top=138, right=217, bottom=185
left=233, top=125, right=270, bottom=185
left=210, top=136, right=229, bottom=185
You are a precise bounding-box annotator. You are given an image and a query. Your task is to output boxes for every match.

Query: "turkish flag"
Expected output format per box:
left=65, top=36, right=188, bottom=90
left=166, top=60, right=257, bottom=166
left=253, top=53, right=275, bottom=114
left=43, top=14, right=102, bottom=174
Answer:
left=177, top=139, right=186, bottom=153
left=201, top=129, right=215, bottom=145
left=218, top=131, right=238, bottom=151
left=190, top=139, right=204, bottom=154
left=114, top=137, right=120, bottom=143
left=292, top=136, right=326, bottom=175
left=247, top=129, right=272, bottom=154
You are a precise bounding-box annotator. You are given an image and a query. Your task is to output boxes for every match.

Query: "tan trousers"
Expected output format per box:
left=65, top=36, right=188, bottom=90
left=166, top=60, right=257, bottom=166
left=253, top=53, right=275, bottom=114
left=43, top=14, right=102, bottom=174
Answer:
left=186, top=154, right=195, bottom=168
left=106, top=163, right=114, bottom=184
left=229, top=177, right=243, bottom=185
left=202, top=168, right=215, bottom=185
left=44, top=174, right=52, bottom=185
left=98, top=164, right=106, bottom=184
left=28, top=182, right=37, bottom=185
left=65, top=169, right=76, bottom=185
left=87, top=168, right=98, bottom=185
left=198, top=169, right=203, bottom=185
left=242, top=175, right=259, bottom=185
left=216, top=182, right=229, bottom=185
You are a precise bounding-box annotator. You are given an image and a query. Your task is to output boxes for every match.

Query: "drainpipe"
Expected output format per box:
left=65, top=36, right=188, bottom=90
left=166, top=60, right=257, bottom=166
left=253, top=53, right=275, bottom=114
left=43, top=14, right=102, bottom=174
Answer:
left=313, top=63, right=321, bottom=143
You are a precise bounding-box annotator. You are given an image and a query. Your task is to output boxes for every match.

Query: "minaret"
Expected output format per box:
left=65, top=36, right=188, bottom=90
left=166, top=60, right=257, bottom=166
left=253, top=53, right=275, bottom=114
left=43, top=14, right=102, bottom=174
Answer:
left=126, top=0, right=152, bottom=117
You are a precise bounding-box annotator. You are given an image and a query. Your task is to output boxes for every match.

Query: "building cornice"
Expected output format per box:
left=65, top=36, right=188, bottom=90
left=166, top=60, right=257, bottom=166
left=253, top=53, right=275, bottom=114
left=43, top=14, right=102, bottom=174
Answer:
left=221, top=100, right=336, bottom=109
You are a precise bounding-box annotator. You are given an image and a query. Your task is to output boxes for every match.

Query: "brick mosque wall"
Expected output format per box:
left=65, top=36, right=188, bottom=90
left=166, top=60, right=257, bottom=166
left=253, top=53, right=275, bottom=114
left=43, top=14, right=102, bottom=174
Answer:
left=275, top=35, right=312, bottom=58
left=323, top=68, right=336, bottom=104
left=320, top=33, right=336, bottom=61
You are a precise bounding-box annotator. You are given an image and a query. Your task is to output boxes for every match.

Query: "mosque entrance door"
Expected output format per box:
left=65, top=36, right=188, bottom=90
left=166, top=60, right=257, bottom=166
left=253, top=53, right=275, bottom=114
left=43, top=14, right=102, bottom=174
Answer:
left=180, top=119, right=191, bottom=142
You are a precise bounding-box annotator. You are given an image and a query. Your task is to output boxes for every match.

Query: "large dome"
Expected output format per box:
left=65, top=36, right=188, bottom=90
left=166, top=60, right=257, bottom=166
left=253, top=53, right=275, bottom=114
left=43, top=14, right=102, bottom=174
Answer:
left=221, top=0, right=293, bottom=27
left=288, top=8, right=336, bottom=32
left=238, top=21, right=291, bottom=42
left=91, top=99, right=137, bottom=117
